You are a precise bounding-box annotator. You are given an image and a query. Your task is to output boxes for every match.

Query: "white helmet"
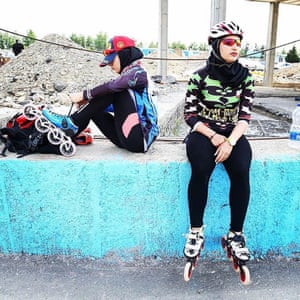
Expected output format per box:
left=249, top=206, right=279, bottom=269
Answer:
left=208, top=21, right=243, bottom=44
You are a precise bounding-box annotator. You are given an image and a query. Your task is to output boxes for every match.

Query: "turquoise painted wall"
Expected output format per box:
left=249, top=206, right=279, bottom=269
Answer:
left=0, top=155, right=299, bottom=260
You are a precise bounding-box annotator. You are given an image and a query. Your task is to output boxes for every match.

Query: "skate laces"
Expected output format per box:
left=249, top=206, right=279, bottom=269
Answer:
left=42, top=109, right=78, bottom=132
left=43, top=103, right=73, bottom=119
left=184, top=231, right=204, bottom=257
left=43, top=109, right=66, bottom=119
left=228, top=232, right=250, bottom=260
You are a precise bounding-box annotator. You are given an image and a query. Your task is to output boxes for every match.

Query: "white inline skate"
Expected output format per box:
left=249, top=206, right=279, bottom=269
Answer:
left=23, top=104, right=76, bottom=157
left=221, top=231, right=251, bottom=285
left=183, top=226, right=204, bottom=281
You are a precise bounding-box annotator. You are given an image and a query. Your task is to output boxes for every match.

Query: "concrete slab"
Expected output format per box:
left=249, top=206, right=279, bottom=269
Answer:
left=1, top=137, right=299, bottom=162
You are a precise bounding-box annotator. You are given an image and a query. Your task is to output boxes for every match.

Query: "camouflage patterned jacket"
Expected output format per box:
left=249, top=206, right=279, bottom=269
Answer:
left=184, top=66, right=255, bottom=132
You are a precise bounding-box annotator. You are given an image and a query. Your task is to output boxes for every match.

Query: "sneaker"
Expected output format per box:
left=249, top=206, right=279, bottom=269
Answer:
left=42, top=109, right=78, bottom=137
left=227, top=231, right=250, bottom=261
left=184, top=227, right=204, bottom=258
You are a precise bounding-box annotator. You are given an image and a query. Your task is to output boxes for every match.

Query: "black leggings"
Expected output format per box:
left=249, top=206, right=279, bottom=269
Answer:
left=71, top=91, right=144, bottom=153
left=185, top=132, right=252, bottom=232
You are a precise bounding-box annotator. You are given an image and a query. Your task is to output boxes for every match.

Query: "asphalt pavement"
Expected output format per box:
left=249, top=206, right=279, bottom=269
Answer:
left=0, top=254, right=299, bottom=300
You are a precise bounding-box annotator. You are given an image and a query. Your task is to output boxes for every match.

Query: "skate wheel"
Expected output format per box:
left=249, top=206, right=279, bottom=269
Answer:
left=233, top=257, right=240, bottom=272
left=47, top=128, right=64, bottom=145
left=59, top=141, right=76, bottom=157
left=35, top=116, right=51, bottom=133
left=221, top=236, right=232, bottom=260
left=23, top=104, right=40, bottom=120
left=183, top=261, right=193, bottom=282
left=192, top=256, right=198, bottom=269
left=221, top=236, right=227, bottom=251
left=239, top=265, right=251, bottom=285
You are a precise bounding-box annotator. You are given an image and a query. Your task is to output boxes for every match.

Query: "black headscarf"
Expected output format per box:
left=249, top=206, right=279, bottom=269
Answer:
left=117, top=47, right=144, bottom=73
left=206, top=39, right=249, bottom=88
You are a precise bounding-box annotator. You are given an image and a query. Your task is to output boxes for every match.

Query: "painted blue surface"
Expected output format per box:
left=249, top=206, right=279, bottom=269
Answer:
left=0, top=154, right=299, bottom=260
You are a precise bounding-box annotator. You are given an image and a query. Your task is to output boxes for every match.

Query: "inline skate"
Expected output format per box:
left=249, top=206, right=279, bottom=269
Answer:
left=183, top=226, right=204, bottom=281
left=23, top=104, right=76, bottom=157
left=221, top=231, right=251, bottom=285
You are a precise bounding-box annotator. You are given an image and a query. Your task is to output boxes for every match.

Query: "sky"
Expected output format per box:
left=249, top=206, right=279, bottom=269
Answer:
left=1, top=0, right=300, bottom=50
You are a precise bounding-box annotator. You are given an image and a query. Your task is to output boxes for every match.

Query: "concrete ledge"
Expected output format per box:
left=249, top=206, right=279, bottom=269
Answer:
left=0, top=139, right=300, bottom=260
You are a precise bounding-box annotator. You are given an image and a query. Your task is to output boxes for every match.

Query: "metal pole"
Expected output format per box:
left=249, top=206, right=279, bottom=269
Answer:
left=263, top=2, right=279, bottom=87
left=210, top=0, right=226, bottom=27
left=158, top=0, right=168, bottom=83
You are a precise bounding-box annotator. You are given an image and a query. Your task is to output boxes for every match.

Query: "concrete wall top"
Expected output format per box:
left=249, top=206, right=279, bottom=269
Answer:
left=3, top=138, right=299, bottom=163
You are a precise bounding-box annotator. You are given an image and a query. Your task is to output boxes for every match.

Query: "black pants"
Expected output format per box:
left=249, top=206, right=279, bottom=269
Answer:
left=185, top=132, right=252, bottom=232
left=71, top=91, right=144, bottom=153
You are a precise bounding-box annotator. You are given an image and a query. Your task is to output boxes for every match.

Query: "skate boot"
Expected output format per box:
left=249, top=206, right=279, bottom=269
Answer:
left=221, top=231, right=251, bottom=285
left=74, top=128, right=93, bottom=145
left=183, top=226, right=204, bottom=281
left=41, top=109, right=78, bottom=137
left=23, top=104, right=76, bottom=157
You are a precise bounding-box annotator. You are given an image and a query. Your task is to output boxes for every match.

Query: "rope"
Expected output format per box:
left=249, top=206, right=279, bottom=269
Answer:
left=1, top=27, right=299, bottom=62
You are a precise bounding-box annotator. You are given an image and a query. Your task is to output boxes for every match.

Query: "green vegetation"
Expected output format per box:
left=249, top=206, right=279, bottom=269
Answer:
left=0, top=29, right=299, bottom=60
left=285, top=45, right=300, bottom=63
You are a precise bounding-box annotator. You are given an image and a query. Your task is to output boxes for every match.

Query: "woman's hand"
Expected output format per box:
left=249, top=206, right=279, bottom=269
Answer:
left=214, top=139, right=233, bottom=163
left=211, top=134, right=232, bottom=163
left=69, top=92, right=84, bottom=103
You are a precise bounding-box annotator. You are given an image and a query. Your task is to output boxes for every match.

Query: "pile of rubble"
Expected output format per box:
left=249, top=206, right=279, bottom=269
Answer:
left=0, top=34, right=115, bottom=109
left=0, top=34, right=192, bottom=110
left=143, top=51, right=207, bottom=82
left=274, top=63, right=300, bottom=83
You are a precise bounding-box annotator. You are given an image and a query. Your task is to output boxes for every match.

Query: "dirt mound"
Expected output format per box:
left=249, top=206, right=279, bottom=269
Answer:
left=0, top=34, right=114, bottom=108
left=274, top=63, right=300, bottom=83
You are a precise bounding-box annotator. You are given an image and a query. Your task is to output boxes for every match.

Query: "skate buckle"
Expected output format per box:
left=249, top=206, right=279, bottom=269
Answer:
left=62, top=118, right=68, bottom=129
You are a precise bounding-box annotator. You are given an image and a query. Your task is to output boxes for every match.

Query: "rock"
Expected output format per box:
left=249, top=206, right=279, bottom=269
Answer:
left=53, top=83, right=67, bottom=92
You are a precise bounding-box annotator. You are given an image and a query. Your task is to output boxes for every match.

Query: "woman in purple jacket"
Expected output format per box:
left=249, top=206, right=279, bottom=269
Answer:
left=42, top=36, right=159, bottom=153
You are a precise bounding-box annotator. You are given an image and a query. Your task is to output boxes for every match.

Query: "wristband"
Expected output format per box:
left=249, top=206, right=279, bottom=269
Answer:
left=84, top=88, right=92, bottom=101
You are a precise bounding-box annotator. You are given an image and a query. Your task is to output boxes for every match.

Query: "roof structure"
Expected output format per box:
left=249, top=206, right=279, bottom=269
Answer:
left=247, top=0, right=300, bottom=4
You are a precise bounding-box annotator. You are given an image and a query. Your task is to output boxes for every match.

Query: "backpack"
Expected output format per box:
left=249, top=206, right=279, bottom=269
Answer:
left=0, top=112, right=60, bottom=158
